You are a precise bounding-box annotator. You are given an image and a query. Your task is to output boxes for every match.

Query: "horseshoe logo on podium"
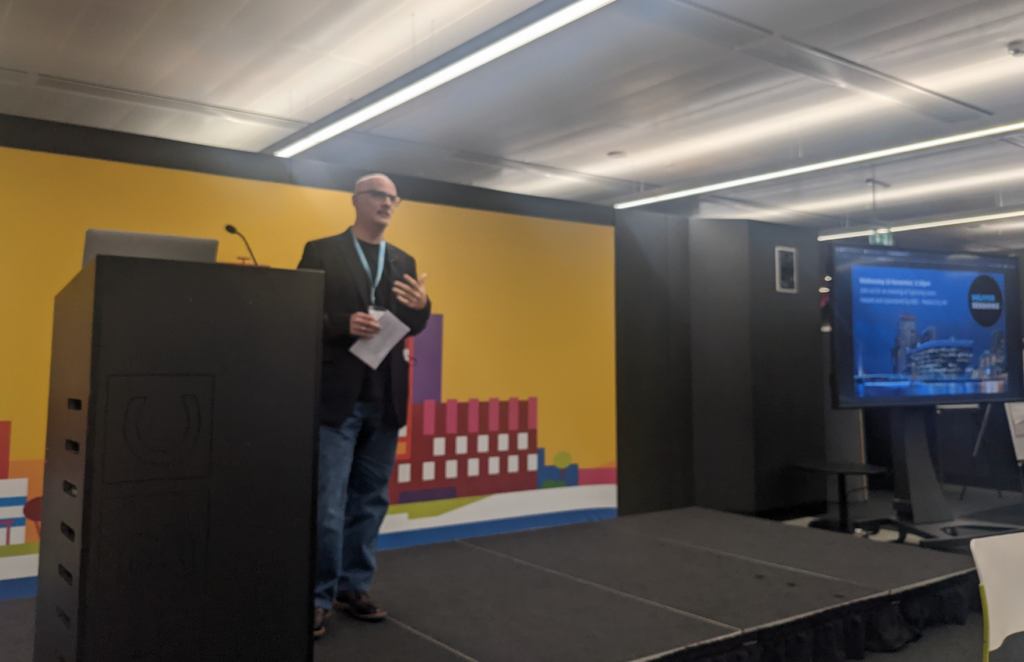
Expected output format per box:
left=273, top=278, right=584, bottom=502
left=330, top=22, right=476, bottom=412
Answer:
left=124, top=394, right=202, bottom=465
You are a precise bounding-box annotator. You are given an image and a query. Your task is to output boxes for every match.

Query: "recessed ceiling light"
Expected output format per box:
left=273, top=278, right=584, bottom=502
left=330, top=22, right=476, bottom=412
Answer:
left=274, top=0, right=619, bottom=158
left=817, top=209, right=1024, bottom=241
left=816, top=229, right=879, bottom=242
left=888, top=210, right=1024, bottom=233
left=615, top=119, right=1024, bottom=209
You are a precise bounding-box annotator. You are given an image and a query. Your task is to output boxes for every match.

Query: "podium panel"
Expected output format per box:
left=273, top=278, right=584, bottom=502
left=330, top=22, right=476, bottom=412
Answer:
left=34, top=256, right=324, bottom=662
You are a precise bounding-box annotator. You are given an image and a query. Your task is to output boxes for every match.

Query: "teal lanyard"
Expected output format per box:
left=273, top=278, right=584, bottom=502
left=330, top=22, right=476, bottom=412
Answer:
left=352, top=233, right=386, bottom=306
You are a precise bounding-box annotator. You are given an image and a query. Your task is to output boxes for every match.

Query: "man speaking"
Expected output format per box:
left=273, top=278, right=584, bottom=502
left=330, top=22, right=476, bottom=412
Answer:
left=298, top=174, right=430, bottom=638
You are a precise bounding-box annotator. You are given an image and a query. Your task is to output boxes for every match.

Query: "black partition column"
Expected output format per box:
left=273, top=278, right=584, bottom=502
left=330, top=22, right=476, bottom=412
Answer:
left=35, top=256, right=324, bottom=662
left=615, top=215, right=826, bottom=517
left=615, top=209, right=693, bottom=515
left=689, top=219, right=826, bottom=515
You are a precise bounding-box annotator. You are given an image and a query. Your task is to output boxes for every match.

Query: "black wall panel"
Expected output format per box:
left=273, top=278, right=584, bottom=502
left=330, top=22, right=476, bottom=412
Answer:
left=688, top=219, right=825, bottom=515
left=748, top=222, right=826, bottom=512
left=614, top=210, right=693, bottom=515
left=615, top=215, right=826, bottom=517
left=689, top=219, right=757, bottom=512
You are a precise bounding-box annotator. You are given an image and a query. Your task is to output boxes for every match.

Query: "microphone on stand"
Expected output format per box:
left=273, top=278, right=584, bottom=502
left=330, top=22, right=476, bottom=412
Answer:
left=225, top=225, right=259, bottom=267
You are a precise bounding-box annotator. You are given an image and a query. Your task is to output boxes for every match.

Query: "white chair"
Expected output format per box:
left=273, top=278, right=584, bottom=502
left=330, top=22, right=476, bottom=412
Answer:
left=971, top=530, right=1024, bottom=661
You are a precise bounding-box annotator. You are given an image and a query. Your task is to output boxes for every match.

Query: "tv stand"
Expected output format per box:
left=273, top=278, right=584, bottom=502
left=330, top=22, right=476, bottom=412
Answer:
left=856, top=406, right=1023, bottom=550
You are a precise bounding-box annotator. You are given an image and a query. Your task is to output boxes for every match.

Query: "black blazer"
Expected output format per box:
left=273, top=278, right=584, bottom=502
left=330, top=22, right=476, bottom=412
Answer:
left=298, top=228, right=431, bottom=428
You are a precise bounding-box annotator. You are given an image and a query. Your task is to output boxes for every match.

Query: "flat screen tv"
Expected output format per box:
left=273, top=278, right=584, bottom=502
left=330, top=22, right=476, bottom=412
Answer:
left=831, top=245, right=1024, bottom=408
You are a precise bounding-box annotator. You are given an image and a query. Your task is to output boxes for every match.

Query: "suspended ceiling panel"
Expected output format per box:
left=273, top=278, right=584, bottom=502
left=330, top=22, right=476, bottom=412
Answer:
left=696, top=138, right=1024, bottom=224
left=0, top=0, right=543, bottom=150
left=302, top=0, right=1024, bottom=210
left=0, top=0, right=1023, bottom=246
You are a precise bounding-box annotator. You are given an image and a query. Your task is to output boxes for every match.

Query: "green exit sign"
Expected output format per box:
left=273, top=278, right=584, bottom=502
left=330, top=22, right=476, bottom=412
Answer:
left=869, top=231, right=894, bottom=246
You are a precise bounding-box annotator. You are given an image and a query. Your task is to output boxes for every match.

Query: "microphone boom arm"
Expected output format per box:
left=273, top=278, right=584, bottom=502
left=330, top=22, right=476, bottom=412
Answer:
left=237, top=232, right=259, bottom=267
left=225, top=225, right=259, bottom=267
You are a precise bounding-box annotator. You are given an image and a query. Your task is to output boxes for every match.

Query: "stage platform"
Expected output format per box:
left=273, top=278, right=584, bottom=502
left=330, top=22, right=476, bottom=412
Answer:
left=327, top=507, right=977, bottom=661
left=1, top=507, right=977, bottom=662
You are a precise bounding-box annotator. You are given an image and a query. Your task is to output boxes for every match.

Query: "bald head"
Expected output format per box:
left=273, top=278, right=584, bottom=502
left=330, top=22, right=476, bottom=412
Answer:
left=354, top=173, right=396, bottom=194
left=352, top=173, right=399, bottom=236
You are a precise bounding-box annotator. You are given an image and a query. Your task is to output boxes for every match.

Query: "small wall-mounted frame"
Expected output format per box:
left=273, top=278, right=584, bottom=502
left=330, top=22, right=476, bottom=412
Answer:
left=775, top=246, right=798, bottom=294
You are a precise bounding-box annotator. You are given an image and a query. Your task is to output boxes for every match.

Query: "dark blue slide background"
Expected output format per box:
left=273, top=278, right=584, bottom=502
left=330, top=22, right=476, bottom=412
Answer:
left=851, top=265, right=1005, bottom=375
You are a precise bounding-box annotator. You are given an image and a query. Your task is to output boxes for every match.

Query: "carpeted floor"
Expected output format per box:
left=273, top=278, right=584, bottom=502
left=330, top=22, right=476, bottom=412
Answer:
left=961, top=501, right=1024, bottom=527
left=842, top=485, right=1024, bottom=531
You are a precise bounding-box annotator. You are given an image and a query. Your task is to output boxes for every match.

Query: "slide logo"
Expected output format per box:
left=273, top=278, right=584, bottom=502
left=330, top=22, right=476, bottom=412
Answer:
left=969, top=275, right=1003, bottom=327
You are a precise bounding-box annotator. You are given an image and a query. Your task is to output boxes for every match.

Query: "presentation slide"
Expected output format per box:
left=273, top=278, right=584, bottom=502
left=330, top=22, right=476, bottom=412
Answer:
left=851, top=264, right=1008, bottom=399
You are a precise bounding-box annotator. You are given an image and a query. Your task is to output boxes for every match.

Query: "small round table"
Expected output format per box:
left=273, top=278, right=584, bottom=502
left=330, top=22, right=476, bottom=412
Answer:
left=795, top=462, right=887, bottom=533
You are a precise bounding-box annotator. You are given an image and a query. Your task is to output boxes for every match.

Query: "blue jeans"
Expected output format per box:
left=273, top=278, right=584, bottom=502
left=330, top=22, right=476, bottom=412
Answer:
left=314, top=402, right=399, bottom=609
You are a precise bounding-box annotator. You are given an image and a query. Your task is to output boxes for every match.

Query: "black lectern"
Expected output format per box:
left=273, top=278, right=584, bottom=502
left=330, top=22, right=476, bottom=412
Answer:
left=34, top=256, right=324, bottom=662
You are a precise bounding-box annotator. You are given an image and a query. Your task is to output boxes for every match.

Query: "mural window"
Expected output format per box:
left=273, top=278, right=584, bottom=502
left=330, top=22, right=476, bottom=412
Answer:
left=527, top=453, right=538, bottom=472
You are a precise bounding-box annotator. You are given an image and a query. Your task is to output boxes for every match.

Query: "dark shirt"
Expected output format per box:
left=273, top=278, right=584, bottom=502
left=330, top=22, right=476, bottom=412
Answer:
left=357, top=238, right=391, bottom=403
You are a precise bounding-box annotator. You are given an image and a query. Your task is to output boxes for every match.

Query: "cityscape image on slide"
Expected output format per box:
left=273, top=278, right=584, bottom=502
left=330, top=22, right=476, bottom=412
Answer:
left=851, top=265, right=1008, bottom=398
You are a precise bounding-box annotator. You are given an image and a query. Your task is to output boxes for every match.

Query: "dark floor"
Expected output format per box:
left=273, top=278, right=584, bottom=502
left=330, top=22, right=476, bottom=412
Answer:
left=841, top=484, right=1024, bottom=528
left=3, top=505, right=984, bottom=662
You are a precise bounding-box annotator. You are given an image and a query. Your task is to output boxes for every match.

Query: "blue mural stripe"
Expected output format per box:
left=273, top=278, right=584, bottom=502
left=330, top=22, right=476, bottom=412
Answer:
left=0, top=518, right=27, bottom=526
left=0, top=497, right=27, bottom=507
left=378, top=508, right=617, bottom=551
left=0, top=576, right=37, bottom=601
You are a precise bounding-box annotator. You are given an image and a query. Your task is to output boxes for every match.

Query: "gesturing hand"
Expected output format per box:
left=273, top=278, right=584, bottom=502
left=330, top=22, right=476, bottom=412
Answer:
left=350, top=311, right=381, bottom=339
left=393, top=273, right=428, bottom=310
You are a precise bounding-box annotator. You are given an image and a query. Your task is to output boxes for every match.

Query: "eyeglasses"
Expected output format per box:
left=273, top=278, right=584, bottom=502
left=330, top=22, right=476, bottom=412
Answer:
left=355, top=189, right=402, bottom=206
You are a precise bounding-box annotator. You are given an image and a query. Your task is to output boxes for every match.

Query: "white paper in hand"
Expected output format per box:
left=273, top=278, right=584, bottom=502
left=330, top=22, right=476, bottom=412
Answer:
left=350, top=309, right=410, bottom=370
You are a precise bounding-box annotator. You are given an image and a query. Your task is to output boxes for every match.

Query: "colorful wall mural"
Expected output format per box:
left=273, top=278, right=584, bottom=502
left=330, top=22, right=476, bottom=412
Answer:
left=0, top=144, right=617, bottom=602
left=0, top=421, right=40, bottom=600
left=377, top=316, right=616, bottom=548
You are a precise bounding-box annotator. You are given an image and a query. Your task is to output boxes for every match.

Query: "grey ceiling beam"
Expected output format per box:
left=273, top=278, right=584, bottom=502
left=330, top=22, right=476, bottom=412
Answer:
left=0, top=67, right=308, bottom=132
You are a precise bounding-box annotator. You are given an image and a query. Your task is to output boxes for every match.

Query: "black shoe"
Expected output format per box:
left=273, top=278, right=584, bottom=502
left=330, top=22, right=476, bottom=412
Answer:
left=313, top=607, right=330, bottom=639
left=334, top=590, right=387, bottom=622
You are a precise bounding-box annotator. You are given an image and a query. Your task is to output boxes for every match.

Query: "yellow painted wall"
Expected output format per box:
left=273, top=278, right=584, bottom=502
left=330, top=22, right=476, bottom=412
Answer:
left=0, top=146, right=616, bottom=487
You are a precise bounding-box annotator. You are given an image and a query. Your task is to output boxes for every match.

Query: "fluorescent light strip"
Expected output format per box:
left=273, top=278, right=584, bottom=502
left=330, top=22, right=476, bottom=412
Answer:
left=615, top=119, right=1024, bottom=209
left=888, top=209, right=1024, bottom=233
left=274, top=0, right=618, bottom=158
left=817, top=210, right=1024, bottom=241
left=817, top=229, right=879, bottom=241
